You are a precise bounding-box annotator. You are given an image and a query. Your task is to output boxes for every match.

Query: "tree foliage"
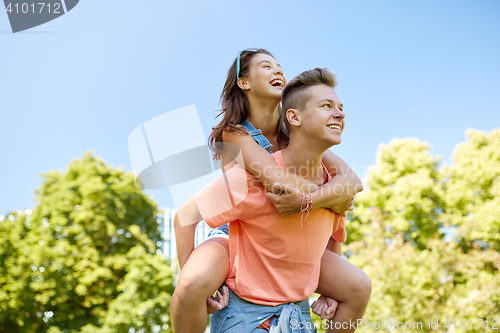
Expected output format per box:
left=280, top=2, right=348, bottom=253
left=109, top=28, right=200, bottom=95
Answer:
left=342, top=130, right=500, bottom=332
left=347, top=208, right=500, bottom=333
left=348, top=138, right=445, bottom=249
left=443, top=129, right=500, bottom=251
left=0, top=151, right=174, bottom=333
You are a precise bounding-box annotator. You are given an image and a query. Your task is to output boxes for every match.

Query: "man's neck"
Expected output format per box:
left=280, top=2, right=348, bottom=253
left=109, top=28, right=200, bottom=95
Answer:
left=281, top=136, right=328, bottom=184
left=246, top=96, right=281, bottom=138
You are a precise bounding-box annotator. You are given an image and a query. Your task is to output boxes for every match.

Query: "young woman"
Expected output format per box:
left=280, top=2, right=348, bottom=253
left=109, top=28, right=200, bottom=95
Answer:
left=170, top=49, right=371, bottom=333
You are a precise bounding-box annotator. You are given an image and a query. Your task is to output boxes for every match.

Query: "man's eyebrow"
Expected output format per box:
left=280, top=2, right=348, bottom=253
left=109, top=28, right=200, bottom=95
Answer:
left=258, top=60, right=282, bottom=68
left=318, top=98, right=343, bottom=108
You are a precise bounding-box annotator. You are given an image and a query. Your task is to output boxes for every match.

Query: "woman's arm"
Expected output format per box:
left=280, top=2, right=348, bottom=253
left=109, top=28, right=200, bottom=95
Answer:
left=269, top=150, right=362, bottom=215
left=222, top=131, right=319, bottom=193
left=174, top=196, right=203, bottom=269
left=310, top=149, right=363, bottom=209
left=223, top=131, right=363, bottom=215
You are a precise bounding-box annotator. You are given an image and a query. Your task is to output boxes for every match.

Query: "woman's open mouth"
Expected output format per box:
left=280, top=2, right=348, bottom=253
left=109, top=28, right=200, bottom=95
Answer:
left=270, top=78, right=284, bottom=88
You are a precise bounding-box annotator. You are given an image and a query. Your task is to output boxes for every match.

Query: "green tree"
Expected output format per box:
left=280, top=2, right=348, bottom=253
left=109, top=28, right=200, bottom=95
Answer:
left=443, top=129, right=500, bottom=252
left=340, top=132, right=500, bottom=332
left=346, top=208, right=500, bottom=333
left=0, top=214, right=37, bottom=330
left=349, top=138, right=445, bottom=249
left=0, top=151, right=174, bottom=333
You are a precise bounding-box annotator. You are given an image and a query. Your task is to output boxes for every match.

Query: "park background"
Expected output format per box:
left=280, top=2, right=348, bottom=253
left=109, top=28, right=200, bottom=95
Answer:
left=1, top=0, right=499, bottom=332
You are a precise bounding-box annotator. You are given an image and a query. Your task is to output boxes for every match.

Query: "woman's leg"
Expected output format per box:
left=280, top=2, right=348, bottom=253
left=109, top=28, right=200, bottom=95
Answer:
left=171, top=237, right=229, bottom=333
left=316, top=249, right=372, bottom=333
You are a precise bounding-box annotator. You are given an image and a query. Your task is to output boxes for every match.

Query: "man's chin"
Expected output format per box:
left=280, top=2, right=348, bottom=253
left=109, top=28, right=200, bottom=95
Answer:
left=316, top=139, right=341, bottom=151
left=328, top=138, right=342, bottom=146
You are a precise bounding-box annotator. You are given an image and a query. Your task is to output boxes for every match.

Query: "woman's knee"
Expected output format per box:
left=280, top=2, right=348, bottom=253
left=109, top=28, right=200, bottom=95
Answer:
left=176, top=268, right=214, bottom=300
left=174, top=239, right=229, bottom=303
left=351, top=270, right=372, bottom=304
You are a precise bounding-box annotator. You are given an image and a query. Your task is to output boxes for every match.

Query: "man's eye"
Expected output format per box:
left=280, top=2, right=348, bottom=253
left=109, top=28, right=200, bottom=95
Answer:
left=323, top=104, right=330, bottom=108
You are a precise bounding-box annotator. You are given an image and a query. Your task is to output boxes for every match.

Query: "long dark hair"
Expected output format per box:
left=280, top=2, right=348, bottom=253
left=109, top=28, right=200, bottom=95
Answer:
left=208, top=48, right=289, bottom=160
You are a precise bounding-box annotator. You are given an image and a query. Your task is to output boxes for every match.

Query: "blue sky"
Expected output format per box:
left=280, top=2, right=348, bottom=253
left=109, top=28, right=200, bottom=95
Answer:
left=1, top=0, right=499, bottom=214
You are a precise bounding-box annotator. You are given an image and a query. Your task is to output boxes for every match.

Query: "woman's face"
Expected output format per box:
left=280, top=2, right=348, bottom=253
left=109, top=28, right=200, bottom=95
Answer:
left=242, top=53, right=287, bottom=100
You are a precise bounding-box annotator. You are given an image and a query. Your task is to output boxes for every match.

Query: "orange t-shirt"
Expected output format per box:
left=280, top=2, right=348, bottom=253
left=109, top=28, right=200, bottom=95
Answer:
left=195, top=151, right=346, bottom=306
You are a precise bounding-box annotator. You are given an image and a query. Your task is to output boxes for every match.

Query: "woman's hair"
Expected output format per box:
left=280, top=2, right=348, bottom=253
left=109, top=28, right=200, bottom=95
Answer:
left=208, top=48, right=289, bottom=160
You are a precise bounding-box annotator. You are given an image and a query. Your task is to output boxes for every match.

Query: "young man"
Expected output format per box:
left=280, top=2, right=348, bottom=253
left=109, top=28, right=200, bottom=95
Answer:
left=174, top=68, right=370, bottom=332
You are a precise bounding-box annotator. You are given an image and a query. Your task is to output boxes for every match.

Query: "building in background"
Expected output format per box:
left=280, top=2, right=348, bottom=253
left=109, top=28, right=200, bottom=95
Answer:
left=157, top=208, right=211, bottom=262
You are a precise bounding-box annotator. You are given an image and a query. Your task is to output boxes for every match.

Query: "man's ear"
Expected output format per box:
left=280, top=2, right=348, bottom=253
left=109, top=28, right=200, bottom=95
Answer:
left=237, top=78, right=250, bottom=90
left=286, top=109, right=301, bottom=127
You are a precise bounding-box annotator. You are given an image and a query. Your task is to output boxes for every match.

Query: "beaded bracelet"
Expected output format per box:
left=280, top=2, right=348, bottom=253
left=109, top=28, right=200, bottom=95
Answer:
left=300, top=192, right=313, bottom=227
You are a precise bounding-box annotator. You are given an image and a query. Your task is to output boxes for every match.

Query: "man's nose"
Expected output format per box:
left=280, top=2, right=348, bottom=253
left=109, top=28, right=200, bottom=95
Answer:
left=333, top=107, right=345, bottom=120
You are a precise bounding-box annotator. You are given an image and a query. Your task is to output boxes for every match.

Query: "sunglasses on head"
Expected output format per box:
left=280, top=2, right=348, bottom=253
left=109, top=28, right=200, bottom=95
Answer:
left=236, top=49, right=257, bottom=80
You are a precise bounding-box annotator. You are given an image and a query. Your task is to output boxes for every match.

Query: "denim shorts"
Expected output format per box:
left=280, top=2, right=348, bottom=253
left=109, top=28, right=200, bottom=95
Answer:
left=210, top=284, right=316, bottom=333
left=206, top=224, right=229, bottom=240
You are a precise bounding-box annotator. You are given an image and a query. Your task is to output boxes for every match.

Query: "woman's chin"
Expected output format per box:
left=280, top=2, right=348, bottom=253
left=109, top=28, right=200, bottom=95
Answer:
left=268, top=90, right=283, bottom=100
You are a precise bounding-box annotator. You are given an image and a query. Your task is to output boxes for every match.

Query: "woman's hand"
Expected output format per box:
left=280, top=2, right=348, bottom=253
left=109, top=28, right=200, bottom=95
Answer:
left=265, top=183, right=303, bottom=216
left=311, top=295, right=339, bottom=320
left=266, top=183, right=355, bottom=217
left=206, top=286, right=229, bottom=314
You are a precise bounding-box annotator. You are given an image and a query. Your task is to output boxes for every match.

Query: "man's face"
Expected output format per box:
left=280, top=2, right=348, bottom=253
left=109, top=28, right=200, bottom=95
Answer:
left=300, top=84, right=345, bottom=147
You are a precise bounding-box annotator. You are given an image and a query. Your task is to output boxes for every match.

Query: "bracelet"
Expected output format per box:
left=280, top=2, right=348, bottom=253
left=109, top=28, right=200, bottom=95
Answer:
left=300, top=192, right=313, bottom=227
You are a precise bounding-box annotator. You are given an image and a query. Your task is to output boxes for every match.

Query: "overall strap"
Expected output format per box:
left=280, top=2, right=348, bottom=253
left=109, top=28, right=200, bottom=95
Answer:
left=239, top=119, right=273, bottom=153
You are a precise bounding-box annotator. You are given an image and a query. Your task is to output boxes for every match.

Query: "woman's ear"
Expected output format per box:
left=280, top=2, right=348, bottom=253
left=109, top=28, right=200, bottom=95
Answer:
left=286, top=109, right=301, bottom=127
left=237, top=78, right=250, bottom=90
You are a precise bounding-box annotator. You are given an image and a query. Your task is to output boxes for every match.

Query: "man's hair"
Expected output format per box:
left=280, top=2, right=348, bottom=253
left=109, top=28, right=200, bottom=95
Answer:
left=281, top=68, right=337, bottom=129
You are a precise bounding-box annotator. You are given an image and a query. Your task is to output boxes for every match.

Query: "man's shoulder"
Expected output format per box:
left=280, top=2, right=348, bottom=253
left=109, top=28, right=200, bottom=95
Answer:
left=224, top=162, right=254, bottom=179
left=227, top=150, right=285, bottom=178
left=221, top=163, right=263, bottom=195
